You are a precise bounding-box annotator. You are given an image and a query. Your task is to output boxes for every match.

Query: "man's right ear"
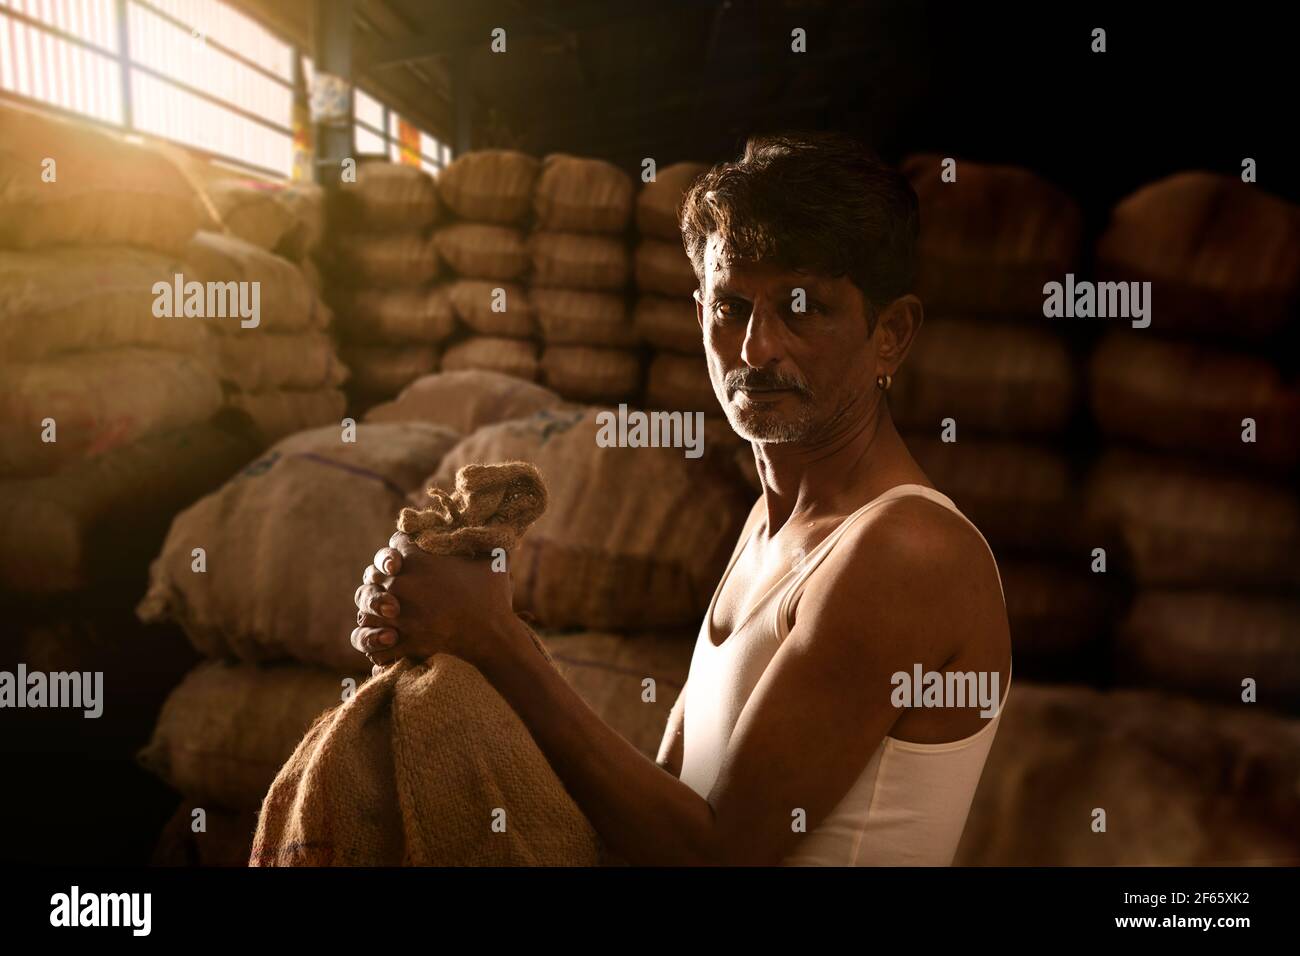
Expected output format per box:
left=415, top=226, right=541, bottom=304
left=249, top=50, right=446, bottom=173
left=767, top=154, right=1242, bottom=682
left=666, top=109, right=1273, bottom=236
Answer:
left=693, top=288, right=704, bottom=329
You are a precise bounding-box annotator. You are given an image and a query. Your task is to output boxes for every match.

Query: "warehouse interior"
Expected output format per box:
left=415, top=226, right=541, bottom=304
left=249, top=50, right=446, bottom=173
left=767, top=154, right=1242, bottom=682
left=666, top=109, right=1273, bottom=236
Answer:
left=1, top=0, right=1298, bottom=868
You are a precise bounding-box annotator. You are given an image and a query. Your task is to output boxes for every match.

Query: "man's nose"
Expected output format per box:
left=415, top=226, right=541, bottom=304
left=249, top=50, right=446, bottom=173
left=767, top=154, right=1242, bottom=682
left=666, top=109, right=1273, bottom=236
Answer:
left=740, top=305, right=786, bottom=369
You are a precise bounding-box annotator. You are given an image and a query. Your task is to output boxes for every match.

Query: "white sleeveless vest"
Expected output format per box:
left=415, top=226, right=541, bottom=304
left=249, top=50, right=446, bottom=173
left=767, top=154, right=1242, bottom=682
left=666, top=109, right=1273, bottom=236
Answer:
left=678, top=483, right=1012, bottom=866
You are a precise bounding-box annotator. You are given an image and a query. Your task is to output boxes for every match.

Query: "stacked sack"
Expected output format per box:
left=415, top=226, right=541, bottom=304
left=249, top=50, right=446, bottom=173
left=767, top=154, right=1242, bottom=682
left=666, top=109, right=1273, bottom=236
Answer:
left=0, top=104, right=272, bottom=597
left=135, top=420, right=462, bottom=838
left=956, top=681, right=1300, bottom=865
left=328, top=162, right=449, bottom=410
left=634, top=162, right=714, bottom=416
left=896, top=154, right=1116, bottom=677
left=527, top=155, right=642, bottom=403
left=433, top=151, right=543, bottom=383
left=1087, top=172, right=1300, bottom=712
left=161, top=143, right=347, bottom=446
left=138, top=371, right=741, bottom=863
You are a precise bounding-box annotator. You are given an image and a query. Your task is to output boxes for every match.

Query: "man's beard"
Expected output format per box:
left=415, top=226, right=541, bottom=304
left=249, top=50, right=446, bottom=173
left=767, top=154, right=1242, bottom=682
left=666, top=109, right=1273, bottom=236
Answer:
left=712, top=364, right=818, bottom=443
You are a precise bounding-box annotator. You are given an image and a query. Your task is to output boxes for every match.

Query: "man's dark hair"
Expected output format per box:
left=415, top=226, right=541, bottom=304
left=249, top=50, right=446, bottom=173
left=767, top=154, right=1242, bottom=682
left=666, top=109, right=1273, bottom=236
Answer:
left=679, top=131, right=919, bottom=329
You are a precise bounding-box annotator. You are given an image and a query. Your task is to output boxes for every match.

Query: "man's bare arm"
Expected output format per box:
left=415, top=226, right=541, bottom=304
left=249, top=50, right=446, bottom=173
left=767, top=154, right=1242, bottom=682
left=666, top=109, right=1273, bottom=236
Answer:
left=475, top=501, right=998, bottom=865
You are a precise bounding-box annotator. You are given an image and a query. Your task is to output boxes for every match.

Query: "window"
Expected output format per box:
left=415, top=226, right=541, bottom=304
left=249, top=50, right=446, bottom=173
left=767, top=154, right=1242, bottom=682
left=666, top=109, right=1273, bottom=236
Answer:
left=0, top=0, right=452, bottom=178
left=1, top=0, right=295, bottom=176
left=352, top=82, right=449, bottom=170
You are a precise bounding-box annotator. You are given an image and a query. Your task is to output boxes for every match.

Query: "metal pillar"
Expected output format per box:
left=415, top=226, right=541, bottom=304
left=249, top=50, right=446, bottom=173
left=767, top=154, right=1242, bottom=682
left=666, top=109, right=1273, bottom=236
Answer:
left=312, top=0, right=354, bottom=177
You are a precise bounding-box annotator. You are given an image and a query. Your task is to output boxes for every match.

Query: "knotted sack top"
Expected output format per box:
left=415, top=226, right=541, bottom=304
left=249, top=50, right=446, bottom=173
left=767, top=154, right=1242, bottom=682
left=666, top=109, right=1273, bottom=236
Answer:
left=396, top=460, right=548, bottom=557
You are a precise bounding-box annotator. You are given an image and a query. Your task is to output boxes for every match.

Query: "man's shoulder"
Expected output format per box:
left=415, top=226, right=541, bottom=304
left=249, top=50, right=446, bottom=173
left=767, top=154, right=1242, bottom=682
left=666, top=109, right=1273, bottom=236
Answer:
left=795, top=490, right=1007, bottom=665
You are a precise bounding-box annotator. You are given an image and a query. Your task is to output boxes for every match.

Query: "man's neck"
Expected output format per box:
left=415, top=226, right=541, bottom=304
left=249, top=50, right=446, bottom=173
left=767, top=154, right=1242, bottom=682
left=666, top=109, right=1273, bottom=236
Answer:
left=753, top=404, right=900, bottom=537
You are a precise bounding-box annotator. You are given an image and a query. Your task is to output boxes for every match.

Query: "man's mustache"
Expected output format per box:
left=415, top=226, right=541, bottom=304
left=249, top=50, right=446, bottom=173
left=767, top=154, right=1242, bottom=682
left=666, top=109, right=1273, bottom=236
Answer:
left=725, top=367, right=812, bottom=397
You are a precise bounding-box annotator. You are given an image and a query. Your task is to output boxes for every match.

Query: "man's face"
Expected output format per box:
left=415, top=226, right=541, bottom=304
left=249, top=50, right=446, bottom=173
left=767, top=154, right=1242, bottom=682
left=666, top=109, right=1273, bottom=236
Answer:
left=695, top=234, right=878, bottom=444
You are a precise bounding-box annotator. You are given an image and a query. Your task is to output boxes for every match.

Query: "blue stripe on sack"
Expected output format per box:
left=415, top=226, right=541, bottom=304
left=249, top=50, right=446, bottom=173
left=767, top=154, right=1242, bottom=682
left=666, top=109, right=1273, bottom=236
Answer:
left=291, top=451, right=409, bottom=498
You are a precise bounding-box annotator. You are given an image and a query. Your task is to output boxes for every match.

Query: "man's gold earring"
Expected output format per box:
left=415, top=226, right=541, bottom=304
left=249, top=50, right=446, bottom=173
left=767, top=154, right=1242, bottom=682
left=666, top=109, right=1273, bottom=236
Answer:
left=876, top=373, right=893, bottom=391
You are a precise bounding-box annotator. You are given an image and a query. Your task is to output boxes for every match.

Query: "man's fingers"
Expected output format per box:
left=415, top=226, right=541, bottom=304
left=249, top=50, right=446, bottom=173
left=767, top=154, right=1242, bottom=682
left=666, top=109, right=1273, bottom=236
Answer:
left=351, top=625, right=397, bottom=654
left=373, top=546, right=403, bottom=576
left=356, top=610, right=394, bottom=629
left=354, top=584, right=399, bottom=618
left=362, top=564, right=394, bottom=588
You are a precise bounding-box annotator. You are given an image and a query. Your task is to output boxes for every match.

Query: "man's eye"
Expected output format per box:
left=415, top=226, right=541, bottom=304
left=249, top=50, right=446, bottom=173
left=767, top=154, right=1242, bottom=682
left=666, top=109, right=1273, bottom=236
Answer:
left=715, top=300, right=745, bottom=319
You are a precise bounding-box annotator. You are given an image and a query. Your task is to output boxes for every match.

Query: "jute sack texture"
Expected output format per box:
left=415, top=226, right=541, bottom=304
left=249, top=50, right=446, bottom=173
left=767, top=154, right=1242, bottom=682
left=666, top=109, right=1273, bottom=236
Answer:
left=136, top=422, right=461, bottom=672
left=426, top=407, right=750, bottom=629
left=362, top=370, right=566, bottom=434
left=251, top=461, right=601, bottom=866
left=0, top=102, right=201, bottom=252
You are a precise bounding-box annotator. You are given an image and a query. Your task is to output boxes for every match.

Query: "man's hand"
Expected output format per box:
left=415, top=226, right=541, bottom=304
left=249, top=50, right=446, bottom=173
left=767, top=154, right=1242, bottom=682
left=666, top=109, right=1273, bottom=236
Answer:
left=351, top=531, right=519, bottom=673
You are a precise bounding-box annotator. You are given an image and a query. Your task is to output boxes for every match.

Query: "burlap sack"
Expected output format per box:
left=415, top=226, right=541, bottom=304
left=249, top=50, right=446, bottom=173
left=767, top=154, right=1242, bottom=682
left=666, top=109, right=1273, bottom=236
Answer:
left=0, top=246, right=210, bottom=362
left=904, top=434, right=1080, bottom=556
left=637, top=162, right=709, bottom=240
left=645, top=352, right=718, bottom=414
left=342, top=162, right=440, bottom=231
left=427, top=408, right=750, bottom=629
left=1116, top=590, right=1300, bottom=710
left=0, top=417, right=261, bottom=594
left=441, top=336, right=540, bottom=381
left=447, top=279, right=536, bottom=338
left=634, top=238, right=698, bottom=296
left=182, top=231, right=323, bottom=334
left=0, top=348, right=224, bottom=479
left=0, top=102, right=201, bottom=252
left=274, top=183, right=325, bottom=262
left=136, top=422, right=461, bottom=671
left=1090, top=331, right=1300, bottom=471
left=436, top=150, right=540, bottom=224
left=345, top=233, right=441, bottom=286
left=252, top=461, right=600, bottom=866
left=889, top=318, right=1076, bottom=436
left=251, top=655, right=601, bottom=866
left=528, top=231, right=629, bottom=290
left=902, top=153, right=1083, bottom=316
left=362, top=370, right=564, bottom=433
left=1084, top=449, right=1300, bottom=589
left=543, top=631, right=694, bottom=758
left=1096, top=172, right=1300, bottom=341
left=541, top=346, right=641, bottom=403
left=955, top=682, right=1300, bottom=865
left=342, top=285, right=456, bottom=345
left=203, top=179, right=297, bottom=252
left=533, top=154, right=634, bottom=234
left=225, top=387, right=349, bottom=447
left=139, top=661, right=354, bottom=812
left=998, top=560, right=1117, bottom=670
left=532, top=288, right=636, bottom=347
left=215, top=330, right=348, bottom=393
left=339, top=344, right=439, bottom=397
left=434, top=223, right=529, bottom=280
left=634, top=294, right=701, bottom=354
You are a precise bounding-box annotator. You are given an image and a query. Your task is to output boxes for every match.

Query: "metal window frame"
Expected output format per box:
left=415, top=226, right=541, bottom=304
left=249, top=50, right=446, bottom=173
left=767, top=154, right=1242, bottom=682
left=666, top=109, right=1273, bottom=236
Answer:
left=1, top=0, right=295, bottom=179
left=1, top=0, right=451, bottom=178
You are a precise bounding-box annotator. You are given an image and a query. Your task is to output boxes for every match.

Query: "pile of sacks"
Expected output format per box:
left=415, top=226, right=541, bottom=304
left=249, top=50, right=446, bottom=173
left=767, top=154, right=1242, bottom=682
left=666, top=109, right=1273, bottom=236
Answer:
left=1085, top=172, right=1300, bottom=712
left=139, top=369, right=748, bottom=864
left=329, top=162, right=448, bottom=407
left=956, top=681, right=1300, bottom=865
left=528, top=155, right=642, bottom=403
left=0, top=104, right=275, bottom=596
left=162, top=139, right=348, bottom=446
left=895, top=154, right=1118, bottom=679
left=433, top=151, right=543, bottom=382
left=634, top=162, right=716, bottom=414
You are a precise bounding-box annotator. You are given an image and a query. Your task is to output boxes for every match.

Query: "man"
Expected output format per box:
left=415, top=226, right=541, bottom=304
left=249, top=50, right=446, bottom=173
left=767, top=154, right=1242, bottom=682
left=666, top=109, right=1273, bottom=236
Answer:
left=353, top=131, right=1011, bottom=866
